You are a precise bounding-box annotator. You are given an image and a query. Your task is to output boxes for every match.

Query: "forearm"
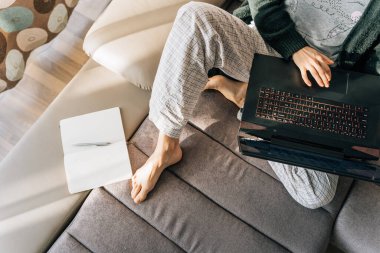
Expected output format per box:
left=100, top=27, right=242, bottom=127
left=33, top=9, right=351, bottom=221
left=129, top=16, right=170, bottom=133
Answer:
left=248, top=0, right=308, bottom=59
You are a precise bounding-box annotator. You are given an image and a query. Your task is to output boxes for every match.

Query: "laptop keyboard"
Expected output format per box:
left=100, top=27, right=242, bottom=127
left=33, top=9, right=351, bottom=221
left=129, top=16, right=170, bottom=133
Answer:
left=256, top=87, right=369, bottom=139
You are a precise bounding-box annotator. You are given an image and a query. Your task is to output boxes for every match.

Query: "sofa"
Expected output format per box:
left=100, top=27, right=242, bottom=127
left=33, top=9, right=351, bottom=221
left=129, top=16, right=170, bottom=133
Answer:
left=1, top=0, right=379, bottom=252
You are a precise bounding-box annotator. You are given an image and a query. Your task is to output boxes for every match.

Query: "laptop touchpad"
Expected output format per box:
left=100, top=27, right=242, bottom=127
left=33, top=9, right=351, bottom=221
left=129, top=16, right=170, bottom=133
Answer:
left=329, top=72, right=348, bottom=94
left=308, top=71, right=348, bottom=95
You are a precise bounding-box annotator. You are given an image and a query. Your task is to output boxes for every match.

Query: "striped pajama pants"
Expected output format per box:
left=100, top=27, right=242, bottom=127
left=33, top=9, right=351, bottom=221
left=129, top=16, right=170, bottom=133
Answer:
left=149, top=1, right=338, bottom=209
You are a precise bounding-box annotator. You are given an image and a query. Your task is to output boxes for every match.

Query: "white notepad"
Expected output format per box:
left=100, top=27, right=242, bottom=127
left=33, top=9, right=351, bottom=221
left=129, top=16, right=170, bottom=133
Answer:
left=60, top=107, right=132, bottom=193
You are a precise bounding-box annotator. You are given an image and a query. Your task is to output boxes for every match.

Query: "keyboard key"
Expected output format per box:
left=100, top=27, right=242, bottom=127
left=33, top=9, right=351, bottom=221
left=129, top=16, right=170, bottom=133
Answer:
left=255, top=87, right=368, bottom=139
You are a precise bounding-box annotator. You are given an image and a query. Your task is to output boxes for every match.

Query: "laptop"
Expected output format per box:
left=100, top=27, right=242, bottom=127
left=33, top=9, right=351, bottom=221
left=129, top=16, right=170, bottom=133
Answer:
left=238, top=54, right=380, bottom=183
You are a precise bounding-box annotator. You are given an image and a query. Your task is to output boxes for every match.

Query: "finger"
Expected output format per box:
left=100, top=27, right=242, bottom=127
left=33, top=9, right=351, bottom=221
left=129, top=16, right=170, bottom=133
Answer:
left=312, top=61, right=329, bottom=87
left=321, top=62, right=332, bottom=81
left=300, top=68, right=312, bottom=87
left=315, top=57, right=332, bottom=82
left=320, top=54, right=334, bottom=65
left=325, top=73, right=331, bottom=84
left=131, top=175, right=137, bottom=187
left=315, top=53, right=334, bottom=65
left=309, top=67, right=324, bottom=87
left=131, top=184, right=142, bottom=199
left=308, top=49, right=334, bottom=65
left=315, top=54, right=325, bottom=63
left=303, top=48, right=316, bottom=58
left=320, top=62, right=332, bottom=85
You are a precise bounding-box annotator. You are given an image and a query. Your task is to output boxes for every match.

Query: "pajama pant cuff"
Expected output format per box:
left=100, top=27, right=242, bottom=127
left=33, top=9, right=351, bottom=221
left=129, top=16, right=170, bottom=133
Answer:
left=148, top=113, right=183, bottom=139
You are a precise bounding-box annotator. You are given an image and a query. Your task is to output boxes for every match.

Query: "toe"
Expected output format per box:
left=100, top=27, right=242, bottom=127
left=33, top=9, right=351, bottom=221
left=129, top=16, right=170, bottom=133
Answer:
left=131, top=184, right=142, bottom=199
left=134, top=188, right=149, bottom=204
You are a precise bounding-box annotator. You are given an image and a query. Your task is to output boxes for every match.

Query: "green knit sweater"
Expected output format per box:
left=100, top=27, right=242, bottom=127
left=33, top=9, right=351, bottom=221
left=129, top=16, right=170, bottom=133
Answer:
left=233, top=0, right=380, bottom=75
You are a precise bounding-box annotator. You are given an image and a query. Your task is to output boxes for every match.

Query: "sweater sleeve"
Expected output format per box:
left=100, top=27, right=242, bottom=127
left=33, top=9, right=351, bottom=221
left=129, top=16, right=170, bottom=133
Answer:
left=249, top=0, right=308, bottom=59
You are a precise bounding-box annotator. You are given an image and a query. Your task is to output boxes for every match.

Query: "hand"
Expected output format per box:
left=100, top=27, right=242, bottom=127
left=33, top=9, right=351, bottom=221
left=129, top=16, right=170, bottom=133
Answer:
left=292, top=46, right=334, bottom=88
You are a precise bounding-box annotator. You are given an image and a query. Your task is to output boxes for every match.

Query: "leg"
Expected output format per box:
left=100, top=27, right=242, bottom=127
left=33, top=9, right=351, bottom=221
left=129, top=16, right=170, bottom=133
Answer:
left=269, top=161, right=339, bottom=209
left=131, top=2, right=279, bottom=204
left=149, top=2, right=280, bottom=138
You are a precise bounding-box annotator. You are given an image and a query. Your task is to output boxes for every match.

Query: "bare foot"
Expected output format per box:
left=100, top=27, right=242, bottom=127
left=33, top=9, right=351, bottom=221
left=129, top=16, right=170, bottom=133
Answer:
left=204, top=75, right=248, bottom=108
left=131, top=133, right=182, bottom=204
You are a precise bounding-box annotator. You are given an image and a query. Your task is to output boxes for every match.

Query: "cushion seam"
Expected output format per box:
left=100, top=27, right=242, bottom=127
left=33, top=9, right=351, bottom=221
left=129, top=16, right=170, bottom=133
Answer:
left=167, top=169, right=291, bottom=252
left=66, top=231, right=94, bottom=253
left=188, top=120, right=279, bottom=181
left=128, top=115, right=149, bottom=142
left=187, top=121, right=332, bottom=217
left=132, top=141, right=291, bottom=252
left=44, top=191, right=91, bottom=252
left=101, top=187, right=187, bottom=253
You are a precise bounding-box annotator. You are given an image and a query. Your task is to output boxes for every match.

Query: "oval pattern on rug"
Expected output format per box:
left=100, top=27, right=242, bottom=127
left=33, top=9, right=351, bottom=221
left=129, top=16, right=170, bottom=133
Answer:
left=16, top=27, right=48, bottom=52
left=0, top=6, right=34, bottom=33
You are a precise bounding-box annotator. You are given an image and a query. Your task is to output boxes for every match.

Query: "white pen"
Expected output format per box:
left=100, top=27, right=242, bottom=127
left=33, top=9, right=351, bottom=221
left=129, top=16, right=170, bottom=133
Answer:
left=73, top=142, right=111, bottom=147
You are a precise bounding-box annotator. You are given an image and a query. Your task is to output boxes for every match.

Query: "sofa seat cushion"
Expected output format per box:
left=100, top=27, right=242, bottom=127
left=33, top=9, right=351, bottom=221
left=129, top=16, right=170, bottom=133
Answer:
left=51, top=90, right=354, bottom=253
left=130, top=120, right=333, bottom=253
left=332, top=181, right=380, bottom=253
left=50, top=189, right=185, bottom=253
left=48, top=233, right=91, bottom=253
left=50, top=145, right=289, bottom=253
left=0, top=60, right=151, bottom=253
left=83, top=0, right=227, bottom=90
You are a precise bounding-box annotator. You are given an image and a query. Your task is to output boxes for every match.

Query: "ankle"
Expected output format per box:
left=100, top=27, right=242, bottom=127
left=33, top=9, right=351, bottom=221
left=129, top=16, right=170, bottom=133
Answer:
left=157, top=133, right=180, bottom=152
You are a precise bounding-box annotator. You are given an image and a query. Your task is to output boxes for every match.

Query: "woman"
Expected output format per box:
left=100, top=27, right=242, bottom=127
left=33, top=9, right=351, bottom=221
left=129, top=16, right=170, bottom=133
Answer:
left=130, top=0, right=379, bottom=207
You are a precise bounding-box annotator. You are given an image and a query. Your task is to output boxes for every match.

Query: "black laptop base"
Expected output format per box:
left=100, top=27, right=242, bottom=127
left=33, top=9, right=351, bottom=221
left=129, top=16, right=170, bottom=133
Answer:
left=238, top=135, right=380, bottom=183
left=238, top=54, right=380, bottom=183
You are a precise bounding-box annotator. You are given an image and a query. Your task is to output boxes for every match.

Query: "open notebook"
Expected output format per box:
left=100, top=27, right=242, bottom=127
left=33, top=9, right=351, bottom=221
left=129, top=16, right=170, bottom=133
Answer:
left=60, top=107, right=132, bottom=193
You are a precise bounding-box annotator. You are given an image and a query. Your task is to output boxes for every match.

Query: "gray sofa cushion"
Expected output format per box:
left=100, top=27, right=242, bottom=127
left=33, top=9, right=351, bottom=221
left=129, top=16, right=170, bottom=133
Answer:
left=190, top=90, right=276, bottom=178
left=49, top=178, right=185, bottom=252
left=68, top=187, right=184, bottom=253
left=332, top=181, right=380, bottom=253
left=106, top=172, right=288, bottom=252
left=50, top=90, right=355, bottom=253
left=49, top=233, right=91, bottom=253
left=50, top=145, right=288, bottom=253
left=131, top=119, right=333, bottom=252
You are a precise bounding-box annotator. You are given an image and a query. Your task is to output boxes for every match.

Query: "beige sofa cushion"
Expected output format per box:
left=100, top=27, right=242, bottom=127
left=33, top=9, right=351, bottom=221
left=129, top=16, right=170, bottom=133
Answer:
left=83, top=0, right=227, bottom=90
left=0, top=60, right=151, bottom=253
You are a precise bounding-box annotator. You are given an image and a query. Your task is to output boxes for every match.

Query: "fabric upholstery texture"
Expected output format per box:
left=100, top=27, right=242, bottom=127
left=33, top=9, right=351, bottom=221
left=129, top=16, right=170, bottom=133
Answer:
left=51, top=145, right=288, bottom=253
left=50, top=89, right=355, bottom=253
left=332, top=181, right=380, bottom=253
left=48, top=232, right=91, bottom=253
left=0, top=0, right=78, bottom=91
left=58, top=187, right=185, bottom=253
